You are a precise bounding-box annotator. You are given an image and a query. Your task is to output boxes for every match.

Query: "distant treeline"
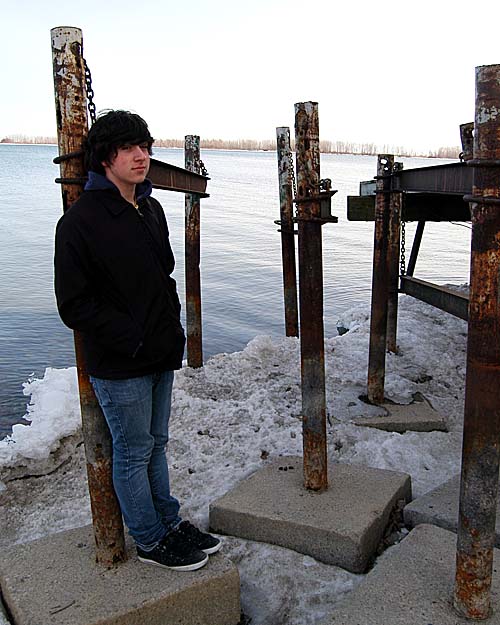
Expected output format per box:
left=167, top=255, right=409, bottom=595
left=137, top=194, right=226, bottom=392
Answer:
left=155, top=138, right=461, bottom=159
left=2, top=134, right=460, bottom=159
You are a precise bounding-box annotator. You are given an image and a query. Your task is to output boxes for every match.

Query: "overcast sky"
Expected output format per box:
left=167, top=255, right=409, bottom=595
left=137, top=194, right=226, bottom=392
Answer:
left=3, top=0, right=500, bottom=152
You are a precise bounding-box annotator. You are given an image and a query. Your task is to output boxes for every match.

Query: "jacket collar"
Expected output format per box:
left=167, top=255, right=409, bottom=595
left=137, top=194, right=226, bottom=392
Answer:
left=85, top=171, right=153, bottom=216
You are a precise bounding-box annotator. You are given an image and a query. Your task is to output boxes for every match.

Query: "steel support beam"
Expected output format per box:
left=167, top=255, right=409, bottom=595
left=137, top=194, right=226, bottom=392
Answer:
left=367, top=155, right=394, bottom=404
left=400, top=276, right=469, bottom=320
left=295, top=102, right=328, bottom=492
left=406, top=220, right=426, bottom=277
left=347, top=193, right=471, bottom=222
left=184, top=136, right=203, bottom=368
left=387, top=192, right=402, bottom=353
left=454, top=63, right=500, bottom=620
left=148, top=158, right=209, bottom=196
left=276, top=126, right=299, bottom=338
left=51, top=26, right=126, bottom=567
left=392, top=162, right=472, bottom=194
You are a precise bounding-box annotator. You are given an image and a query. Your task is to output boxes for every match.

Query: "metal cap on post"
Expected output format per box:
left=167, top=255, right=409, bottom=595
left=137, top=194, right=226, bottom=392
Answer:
left=51, top=26, right=126, bottom=566
left=453, top=63, right=500, bottom=619
left=294, top=102, right=328, bottom=491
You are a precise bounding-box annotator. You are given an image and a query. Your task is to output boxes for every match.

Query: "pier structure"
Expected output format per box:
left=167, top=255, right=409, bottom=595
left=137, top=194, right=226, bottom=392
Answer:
left=342, top=63, right=500, bottom=623
left=210, top=102, right=412, bottom=576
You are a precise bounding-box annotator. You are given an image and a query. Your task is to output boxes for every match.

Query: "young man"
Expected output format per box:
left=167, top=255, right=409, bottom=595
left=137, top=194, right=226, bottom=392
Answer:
left=54, top=110, right=220, bottom=571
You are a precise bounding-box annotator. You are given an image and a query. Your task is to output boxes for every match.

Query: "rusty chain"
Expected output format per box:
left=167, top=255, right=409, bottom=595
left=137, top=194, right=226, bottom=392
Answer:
left=83, top=58, right=97, bottom=125
left=199, top=159, right=208, bottom=177
left=400, top=220, right=406, bottom=276
left=287, top=130, right=298, bottom=203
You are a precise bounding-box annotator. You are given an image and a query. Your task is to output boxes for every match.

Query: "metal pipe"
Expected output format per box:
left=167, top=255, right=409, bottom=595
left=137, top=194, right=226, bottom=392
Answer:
left=276, top=127, right=299, bottom=338
left=386, top=191, right=402, bottom=353
left=184, top=135, right=203, bottom=368
left=453, top=63, right=500, bottom=620
left=294, top=102, right=327, bottom=491
left=406, top=220, right=425, bottom=277
left=367, top=155, right=394, bottom=404
left=51, top=26, right=126, bottom=566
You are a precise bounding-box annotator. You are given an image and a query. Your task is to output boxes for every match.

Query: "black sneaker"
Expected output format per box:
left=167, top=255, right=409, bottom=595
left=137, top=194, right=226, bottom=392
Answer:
left=175, top=520, right=222, bottom=555
left=137, top=530, right=208, bottom=571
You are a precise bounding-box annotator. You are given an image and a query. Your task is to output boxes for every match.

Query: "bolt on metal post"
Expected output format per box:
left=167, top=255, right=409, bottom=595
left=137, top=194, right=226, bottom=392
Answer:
left=367, top=154, right=394, bottom=404
left=453, top=63, right=500, bottom=620
left=294, top=102, right=328, bottom=491
left=51, top=26, right=126, bottom=566
left=276, top=127, right=299, bottom=338
left=184, top=135, right=203, bottom=368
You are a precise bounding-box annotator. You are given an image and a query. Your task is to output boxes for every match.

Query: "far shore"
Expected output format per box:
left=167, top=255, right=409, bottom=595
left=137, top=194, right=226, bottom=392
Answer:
left=1, top=137, right=460, bottom=160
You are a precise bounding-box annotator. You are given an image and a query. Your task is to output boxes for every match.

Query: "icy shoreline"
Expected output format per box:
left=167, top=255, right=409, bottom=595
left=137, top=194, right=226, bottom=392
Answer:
left=0, top=295, right=467, bottom=624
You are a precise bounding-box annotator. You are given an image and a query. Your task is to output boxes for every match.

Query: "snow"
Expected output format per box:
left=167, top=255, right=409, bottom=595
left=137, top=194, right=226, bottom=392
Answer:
left=0, top=294, right=468, bottom=624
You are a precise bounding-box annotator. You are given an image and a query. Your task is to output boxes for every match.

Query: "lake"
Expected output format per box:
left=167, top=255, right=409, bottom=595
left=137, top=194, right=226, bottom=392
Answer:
left=0, top=144, right=471, bottom=437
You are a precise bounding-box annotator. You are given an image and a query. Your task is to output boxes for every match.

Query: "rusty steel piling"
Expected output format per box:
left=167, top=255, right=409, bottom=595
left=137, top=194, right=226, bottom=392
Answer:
left=294, top=102, right=328, bottom=491
left=367, top=155, right=394, bottom=403
left=276, top=127, right=299, bottom=337
left=184, top=135, right=203, bottom=368
left=386, top=191, right=402, bottom=353
left=453, top=64, right=500, bottom=620
left=51, top=26, right=126, bottom=566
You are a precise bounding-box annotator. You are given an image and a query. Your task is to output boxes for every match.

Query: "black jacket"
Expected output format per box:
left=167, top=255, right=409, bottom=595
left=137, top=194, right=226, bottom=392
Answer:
left=54, top=173, right=185, bottom=379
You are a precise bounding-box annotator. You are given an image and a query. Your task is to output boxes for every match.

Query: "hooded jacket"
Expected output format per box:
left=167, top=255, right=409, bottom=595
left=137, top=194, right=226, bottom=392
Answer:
left=54, top=172, right=185, bottom=379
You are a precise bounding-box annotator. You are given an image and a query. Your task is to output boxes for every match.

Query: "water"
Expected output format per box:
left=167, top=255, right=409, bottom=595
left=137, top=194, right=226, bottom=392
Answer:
left=0, top=145, right=471, bottom=438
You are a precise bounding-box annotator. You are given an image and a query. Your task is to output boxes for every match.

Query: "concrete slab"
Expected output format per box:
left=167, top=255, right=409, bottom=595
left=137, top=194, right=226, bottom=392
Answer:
left=209, top=456, right=411, bottom=573
left=352, top=394, right=447, bottom=433
left=0, top=525, right=240, bottom=625
left=322, top=524, right=500, bottom=625
left=404, top=474, right=500, bottom=546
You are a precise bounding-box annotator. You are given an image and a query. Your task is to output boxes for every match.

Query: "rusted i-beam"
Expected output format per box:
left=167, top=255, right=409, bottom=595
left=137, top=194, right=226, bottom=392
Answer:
left=367, top=155, right=394, bottom=403
left=51, top=26, right=126, bottom=566
left=386, top=191, right=402, bottom=353
left=406, top=220, right=425, bottom=277
left=453, top=63, right=500, bottom=620
left=295, top=102, right=328, bottom=491
left=276, top=127, right=299, bottom=338
left=184, top=136, right=203, bottom=368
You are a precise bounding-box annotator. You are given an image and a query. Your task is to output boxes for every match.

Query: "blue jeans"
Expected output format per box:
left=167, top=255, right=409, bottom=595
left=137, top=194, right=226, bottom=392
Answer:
left=90, top=371, right=181, bottom=550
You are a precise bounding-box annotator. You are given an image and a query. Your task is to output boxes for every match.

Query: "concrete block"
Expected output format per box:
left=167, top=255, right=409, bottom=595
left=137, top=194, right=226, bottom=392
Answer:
left=352, top=394, right=447, bottom=433
left=0, top=525, right=240, bottom=625
left=404, top=474, right=500, bottom=546
left=209, top=456, right=411, bottom=573
left=322, top=524, right=500, bottom=625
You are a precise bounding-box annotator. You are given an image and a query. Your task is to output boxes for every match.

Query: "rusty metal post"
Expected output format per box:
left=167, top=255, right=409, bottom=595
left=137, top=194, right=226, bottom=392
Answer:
left=386, top=191, right=402, bottom=353
left=453, top=64, right=500, bottom=620
left=367, top=155, right=394, bottom=404
left=276, top=127, right=299, bottom=337
left=184, top=135, right=203, bottom=368
left=51, top=26, right=126, bottom=566
left=294, top=102, right=328, bottom=491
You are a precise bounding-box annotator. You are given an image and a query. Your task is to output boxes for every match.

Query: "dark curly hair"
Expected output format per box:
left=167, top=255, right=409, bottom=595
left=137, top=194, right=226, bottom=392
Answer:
left=84, top=110, right=154, bottom=175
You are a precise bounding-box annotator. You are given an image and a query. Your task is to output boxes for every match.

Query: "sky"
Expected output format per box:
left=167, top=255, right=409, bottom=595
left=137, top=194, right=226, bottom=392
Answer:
left=2, top=0, right=500, bottom=152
